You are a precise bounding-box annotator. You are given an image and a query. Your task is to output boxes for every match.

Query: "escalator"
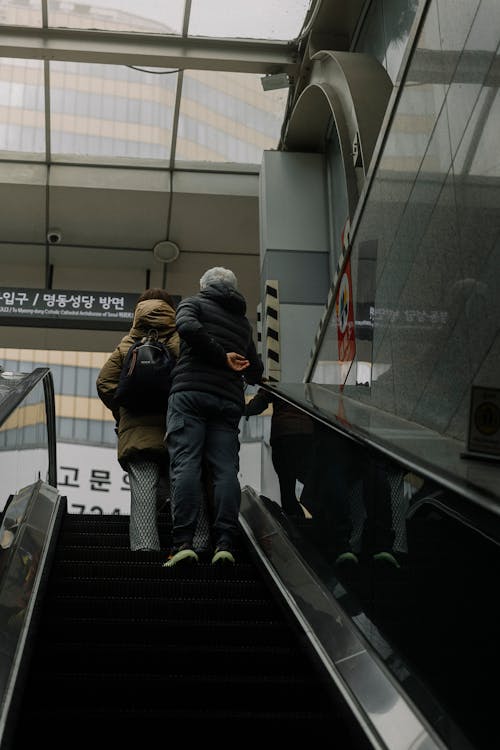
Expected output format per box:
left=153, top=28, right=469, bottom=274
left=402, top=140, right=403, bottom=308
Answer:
left=1, top=367, right=496, bottom=750
left=8, top=505, right=364, bottom=746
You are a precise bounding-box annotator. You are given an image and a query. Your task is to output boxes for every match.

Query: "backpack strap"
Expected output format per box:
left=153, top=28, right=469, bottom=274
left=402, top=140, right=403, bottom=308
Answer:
left=150, top=328, right=176, bottom=345
left=133, top=327, right=175, bottom=345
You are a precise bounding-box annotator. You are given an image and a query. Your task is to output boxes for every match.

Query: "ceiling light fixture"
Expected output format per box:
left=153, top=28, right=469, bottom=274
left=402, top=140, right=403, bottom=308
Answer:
left=153, top=240, right=180, bottom=263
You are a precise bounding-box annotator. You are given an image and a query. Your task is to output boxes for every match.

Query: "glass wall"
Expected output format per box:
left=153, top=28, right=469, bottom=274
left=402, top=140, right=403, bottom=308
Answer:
left=0, top=371, right=51, bottom=502
left=251, top=387, right=500, bottom=750
left=311, top=0, right=500, bottom=445
left=355, top=0, right=420, bottom=82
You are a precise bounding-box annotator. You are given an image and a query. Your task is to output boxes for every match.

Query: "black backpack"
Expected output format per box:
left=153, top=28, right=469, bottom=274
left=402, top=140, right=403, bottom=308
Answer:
left=114, top=329, right=175, bottom=414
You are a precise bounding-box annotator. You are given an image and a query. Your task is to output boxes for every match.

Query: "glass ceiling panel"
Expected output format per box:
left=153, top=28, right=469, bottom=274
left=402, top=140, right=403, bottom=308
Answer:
left=0, top=0, right=305, bottom=169
left=0, top=58, right=45, bottom=158
left=188, top=0, right=311, bottom=40
left=0, top=0, right=42, bottom=27
left=176, top=70, right=288, bottom=165
left=46, top=0, right=185, bottom=34
left=50, top=61, right=177, bottom=163
left=0, top=0, right=311, bottom=40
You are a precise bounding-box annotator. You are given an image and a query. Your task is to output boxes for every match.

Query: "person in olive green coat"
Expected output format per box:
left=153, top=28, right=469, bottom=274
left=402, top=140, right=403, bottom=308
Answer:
left=96, top=289, right=179, bottom=551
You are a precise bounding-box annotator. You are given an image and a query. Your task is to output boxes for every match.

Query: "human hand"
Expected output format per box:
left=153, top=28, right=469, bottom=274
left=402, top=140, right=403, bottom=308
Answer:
left=244, top=391, right=269, bottom=418
left=226, top=352, right=250, bottom=371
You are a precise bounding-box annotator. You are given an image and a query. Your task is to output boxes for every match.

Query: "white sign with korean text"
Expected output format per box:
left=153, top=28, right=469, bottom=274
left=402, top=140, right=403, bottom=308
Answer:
left=0, top=442, right=263, bottom=514
left=58, top=443, right=131, bottom=514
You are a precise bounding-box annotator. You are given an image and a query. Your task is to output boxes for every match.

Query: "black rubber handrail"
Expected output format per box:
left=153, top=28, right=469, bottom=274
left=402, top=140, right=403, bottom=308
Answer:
left=257, top=382, right=500, bottom=538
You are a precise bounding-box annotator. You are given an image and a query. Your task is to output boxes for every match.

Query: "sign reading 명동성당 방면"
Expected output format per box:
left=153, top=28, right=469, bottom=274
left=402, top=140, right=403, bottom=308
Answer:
left=0, top=288, right=181, bottom=330
left=0, top=287, right=136, bottom=330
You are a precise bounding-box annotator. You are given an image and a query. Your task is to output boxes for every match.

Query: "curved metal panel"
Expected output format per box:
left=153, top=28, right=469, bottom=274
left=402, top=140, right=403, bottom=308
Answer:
left=284, top=81, right=359, bottom=217
left=284, top=50, right=392, bottom=219
left=311, top=50, right=392, bottom=174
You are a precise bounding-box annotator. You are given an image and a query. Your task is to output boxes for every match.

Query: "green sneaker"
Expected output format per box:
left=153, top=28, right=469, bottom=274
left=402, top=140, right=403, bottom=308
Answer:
left=373, top=551, right=400, bottom=568
left=163, top=543, right=198, bottom=567
left=335, top=551, right=359, bottom=565
left=211, top=547, right=235, bottom=565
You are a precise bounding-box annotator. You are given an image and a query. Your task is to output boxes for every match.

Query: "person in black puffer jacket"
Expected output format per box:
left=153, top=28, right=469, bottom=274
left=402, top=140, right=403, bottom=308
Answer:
left=164, top=266, right=263, bottom=568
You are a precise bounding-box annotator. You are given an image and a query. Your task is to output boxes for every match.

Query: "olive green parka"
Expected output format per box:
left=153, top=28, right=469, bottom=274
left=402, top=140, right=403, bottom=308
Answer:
left=96, top=298, right=180, bottom=470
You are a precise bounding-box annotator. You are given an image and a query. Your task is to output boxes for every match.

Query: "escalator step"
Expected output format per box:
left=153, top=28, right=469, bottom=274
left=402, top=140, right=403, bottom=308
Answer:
left=15, top=706, right=340, bottom=743
left=29, top=641, right=312, bottom=676
left=47, top=574, right=269, bottom=599
left=55, top=532, right=251, bottom=557
left=42, top=593, right=282, bottom=621
left=36, top=616, right=297, bottom=647
left=55, top=546, right=167, bottom=563
left=20, top=671, right=332, bottom=712
left=57, top=531, right=140, bottom=547
left=61, top=513, right=171, bottom=531
left=51, top=558, right=258, bottom=580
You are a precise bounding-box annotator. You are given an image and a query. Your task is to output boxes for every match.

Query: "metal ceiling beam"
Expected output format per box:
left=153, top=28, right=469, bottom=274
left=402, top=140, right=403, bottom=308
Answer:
left=0, top=25, right=298, bottom=75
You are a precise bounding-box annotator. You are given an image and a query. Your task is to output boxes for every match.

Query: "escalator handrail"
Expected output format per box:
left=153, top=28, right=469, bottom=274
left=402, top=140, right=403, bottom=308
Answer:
left=256, top=383, right=500, bottom=526
left=0, top=481, right=65, bottom=749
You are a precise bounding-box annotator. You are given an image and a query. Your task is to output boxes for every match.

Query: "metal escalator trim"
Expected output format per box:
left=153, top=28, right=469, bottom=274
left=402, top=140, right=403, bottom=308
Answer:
left=238, top=486, right=454, bottom=750
left=0, top=480, right=65, bottom=747
left=405, top=494, right=500, bottom=547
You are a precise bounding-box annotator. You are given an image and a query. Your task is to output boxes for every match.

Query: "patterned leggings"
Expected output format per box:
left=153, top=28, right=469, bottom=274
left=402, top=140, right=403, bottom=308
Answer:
left=127, top=459, right=162, bottom=551
left=127, top=458, right=212, bottom=552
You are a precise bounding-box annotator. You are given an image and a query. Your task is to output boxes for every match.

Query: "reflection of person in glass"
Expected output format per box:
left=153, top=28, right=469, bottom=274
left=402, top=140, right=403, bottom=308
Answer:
left=307, top=422, right=399, bottom=567
left=245, top=388, right=314, bottom=517
left=0, top=524, right=41, bottom=633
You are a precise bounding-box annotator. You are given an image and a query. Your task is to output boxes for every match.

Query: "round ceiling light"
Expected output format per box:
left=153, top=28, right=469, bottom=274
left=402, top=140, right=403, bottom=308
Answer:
left=153, top=240, right=180, bottom=263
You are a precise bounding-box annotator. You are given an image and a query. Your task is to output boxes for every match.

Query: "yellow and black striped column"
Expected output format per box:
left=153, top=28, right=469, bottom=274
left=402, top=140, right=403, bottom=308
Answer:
left=264, top=280, right=280, bottom=382
left=256, top=301, right=262, bottom=357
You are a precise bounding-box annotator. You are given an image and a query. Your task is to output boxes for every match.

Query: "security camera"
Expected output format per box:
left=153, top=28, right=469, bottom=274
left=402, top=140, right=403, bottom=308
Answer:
left=47, top=229, right=62, bottom=244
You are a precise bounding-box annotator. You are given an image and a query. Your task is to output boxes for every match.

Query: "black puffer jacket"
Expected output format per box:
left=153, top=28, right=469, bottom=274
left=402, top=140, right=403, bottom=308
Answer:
left=170, top=282, right=263, bottom=409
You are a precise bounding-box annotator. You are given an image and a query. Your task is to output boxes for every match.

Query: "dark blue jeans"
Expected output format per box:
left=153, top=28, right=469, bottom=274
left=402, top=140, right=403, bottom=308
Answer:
left=166, top=390, right=242, bottom=548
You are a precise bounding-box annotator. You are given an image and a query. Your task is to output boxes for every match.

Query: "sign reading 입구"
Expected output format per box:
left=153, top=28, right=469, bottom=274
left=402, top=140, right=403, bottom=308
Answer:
left=0, top=287, right=137, bottom=330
